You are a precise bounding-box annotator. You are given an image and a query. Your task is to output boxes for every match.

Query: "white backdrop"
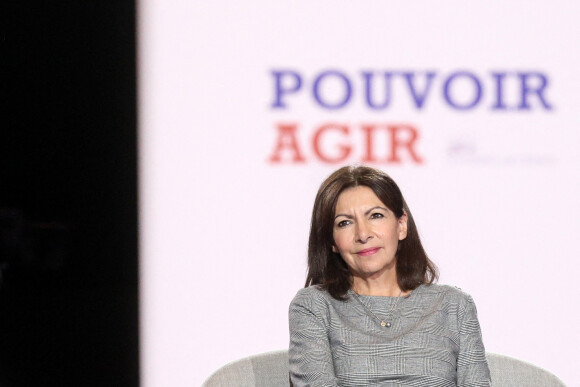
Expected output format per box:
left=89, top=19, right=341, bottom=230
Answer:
left=139, top=1, right=580, bottom=386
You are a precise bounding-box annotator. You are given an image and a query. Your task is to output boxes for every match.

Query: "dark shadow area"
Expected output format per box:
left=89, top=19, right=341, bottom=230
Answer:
left=1, top=1, right=139, bottom=386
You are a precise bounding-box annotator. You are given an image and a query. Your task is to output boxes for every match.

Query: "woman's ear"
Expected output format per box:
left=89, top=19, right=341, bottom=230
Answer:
left=398, top=211, right=408, bottom=240
left=332, top=244, right=338, bottom=253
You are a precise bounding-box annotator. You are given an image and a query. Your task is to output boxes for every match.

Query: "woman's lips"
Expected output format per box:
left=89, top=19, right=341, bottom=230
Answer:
left=356, top=247, right=380, bottom=256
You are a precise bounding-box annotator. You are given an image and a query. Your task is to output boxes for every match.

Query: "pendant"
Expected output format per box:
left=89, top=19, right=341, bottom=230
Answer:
left=381, top=321, right=391, bottom=328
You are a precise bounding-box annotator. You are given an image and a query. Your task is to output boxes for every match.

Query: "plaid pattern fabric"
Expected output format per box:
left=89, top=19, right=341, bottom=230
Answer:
left=289, top=284, right=491, bottom=386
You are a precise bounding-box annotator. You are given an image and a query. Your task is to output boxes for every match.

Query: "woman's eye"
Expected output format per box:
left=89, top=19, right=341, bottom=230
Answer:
left=370, top=212, right=384, bottom=219
left=337, top=220, right=351, bottom=228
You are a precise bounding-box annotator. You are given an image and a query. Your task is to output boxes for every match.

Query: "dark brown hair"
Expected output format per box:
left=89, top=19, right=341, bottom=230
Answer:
left=305, top=165, right=438, bottom=300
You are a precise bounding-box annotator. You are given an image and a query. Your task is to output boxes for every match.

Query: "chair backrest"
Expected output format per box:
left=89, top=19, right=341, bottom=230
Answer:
left=486, top=353, right=566, bottom=386
left=203, top=350, right=566, bottom=387
left=203, top=351, right=289, bottom=387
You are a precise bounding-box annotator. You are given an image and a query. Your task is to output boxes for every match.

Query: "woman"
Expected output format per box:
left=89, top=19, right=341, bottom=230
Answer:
left=289, top=166, right=491, bottom=386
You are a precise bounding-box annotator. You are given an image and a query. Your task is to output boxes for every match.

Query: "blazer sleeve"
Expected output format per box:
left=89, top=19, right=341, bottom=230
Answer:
left=288, top=288, right=339, bottom=387
left=456, top=294, right=492, bottom=386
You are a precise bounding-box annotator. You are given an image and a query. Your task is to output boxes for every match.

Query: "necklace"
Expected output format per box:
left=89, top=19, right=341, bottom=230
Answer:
left=352, top=289, right=403, bottom=328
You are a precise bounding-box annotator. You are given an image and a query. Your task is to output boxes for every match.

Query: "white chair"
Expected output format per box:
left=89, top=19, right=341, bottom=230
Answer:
left=203, top=350, right=566, bottom=387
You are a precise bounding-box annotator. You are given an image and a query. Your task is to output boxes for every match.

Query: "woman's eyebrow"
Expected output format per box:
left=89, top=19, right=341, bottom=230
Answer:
left=334, top=206, right=388, bottom=220
left=334, top=213, right=354, bottom=220
left=364, top=206, right=388, bottom=215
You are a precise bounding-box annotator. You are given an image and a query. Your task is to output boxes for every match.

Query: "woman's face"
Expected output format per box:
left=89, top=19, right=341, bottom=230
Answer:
left=332, top=186, right=407, bottom=283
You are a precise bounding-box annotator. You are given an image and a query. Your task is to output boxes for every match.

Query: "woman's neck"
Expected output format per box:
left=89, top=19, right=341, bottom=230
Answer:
left=352, top=275, right=402, bottom=297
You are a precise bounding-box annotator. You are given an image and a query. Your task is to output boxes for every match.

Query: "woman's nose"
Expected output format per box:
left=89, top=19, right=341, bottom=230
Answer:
left=356, top=221, right=372, bottom=243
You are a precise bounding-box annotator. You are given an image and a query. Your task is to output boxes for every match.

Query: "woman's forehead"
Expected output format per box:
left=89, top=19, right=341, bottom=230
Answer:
left=335, top=186, right=387, bottom=210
